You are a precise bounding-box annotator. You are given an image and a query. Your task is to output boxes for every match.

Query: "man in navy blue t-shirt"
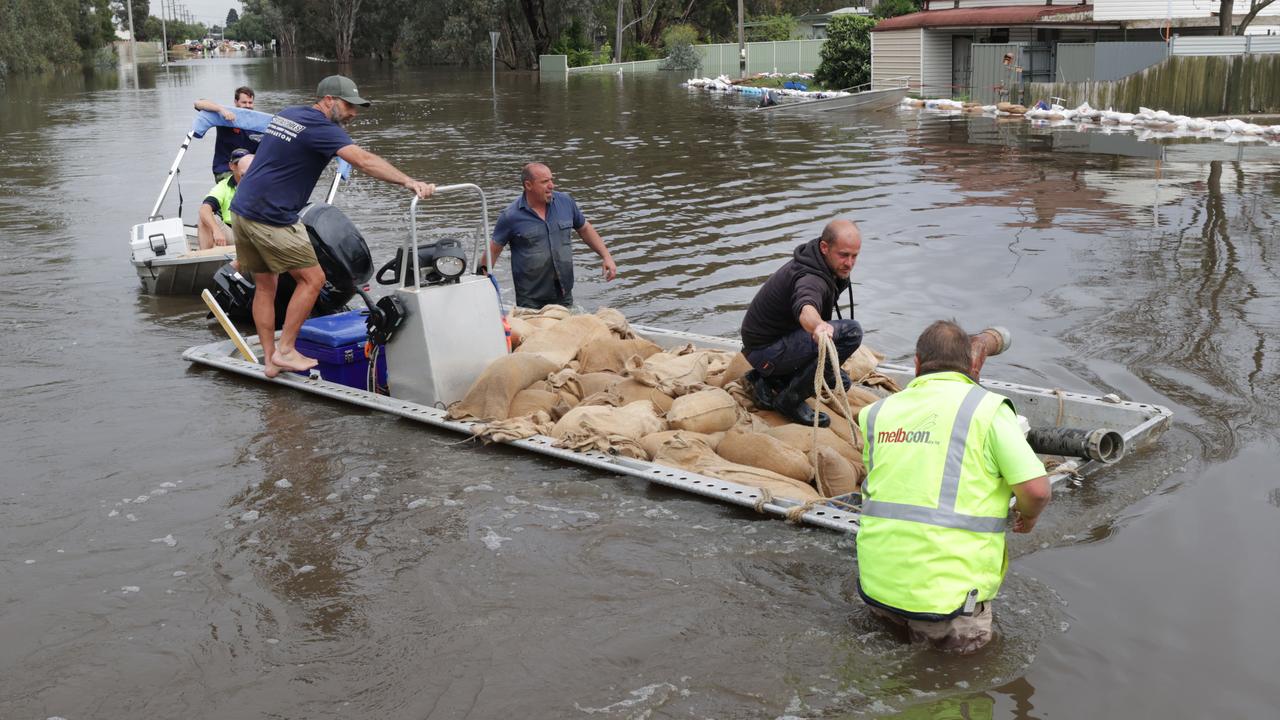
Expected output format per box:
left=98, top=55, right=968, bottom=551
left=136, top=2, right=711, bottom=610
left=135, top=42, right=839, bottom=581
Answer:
left=230, top=75, right=436, bottom=378
left=194, top=87, right=262, bottom=182
left=487, top=163, right=616, bottom=309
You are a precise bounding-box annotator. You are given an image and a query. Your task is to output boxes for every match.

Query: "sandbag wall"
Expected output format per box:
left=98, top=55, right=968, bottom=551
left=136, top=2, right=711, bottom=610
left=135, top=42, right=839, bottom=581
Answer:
left=447, top=306, right=903, bottom=505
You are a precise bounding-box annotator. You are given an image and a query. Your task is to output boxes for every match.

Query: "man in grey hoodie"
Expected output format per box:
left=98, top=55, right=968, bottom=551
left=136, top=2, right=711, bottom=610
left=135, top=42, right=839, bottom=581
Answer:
left=739, top=219, right=864, bottom=427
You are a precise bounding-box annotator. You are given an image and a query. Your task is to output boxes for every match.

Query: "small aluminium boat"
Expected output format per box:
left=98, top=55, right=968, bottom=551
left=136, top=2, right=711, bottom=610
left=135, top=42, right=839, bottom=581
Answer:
left=757, top=76, right=911, bottom=115
left=131, top=109, right=350, bottom=295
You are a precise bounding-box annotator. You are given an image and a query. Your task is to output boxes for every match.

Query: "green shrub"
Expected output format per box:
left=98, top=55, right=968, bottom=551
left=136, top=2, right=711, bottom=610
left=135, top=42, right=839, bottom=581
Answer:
left=814, top=14, right=875, bottom=91
left=624, top=43, right=656, bottom=62
left=660, top=23, right=700, bottom=72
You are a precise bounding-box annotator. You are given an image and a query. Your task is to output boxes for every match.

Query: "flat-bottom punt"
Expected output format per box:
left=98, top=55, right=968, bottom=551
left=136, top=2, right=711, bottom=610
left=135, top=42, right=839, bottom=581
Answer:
left=183, top=324, right=1172, bottom=534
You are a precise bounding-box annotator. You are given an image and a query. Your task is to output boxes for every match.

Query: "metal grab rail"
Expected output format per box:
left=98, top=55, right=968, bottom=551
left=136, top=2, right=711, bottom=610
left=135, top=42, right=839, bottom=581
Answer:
left=840, top=75, right=912, bottom=93
left=403, top=184, right=492, bottom=289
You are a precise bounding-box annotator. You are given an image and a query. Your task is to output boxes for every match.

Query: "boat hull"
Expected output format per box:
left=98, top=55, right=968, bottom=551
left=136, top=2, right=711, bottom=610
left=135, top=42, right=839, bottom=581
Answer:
left=134, top=247, right=235, bottom=295
left=758, top=86, right=908, bottom=114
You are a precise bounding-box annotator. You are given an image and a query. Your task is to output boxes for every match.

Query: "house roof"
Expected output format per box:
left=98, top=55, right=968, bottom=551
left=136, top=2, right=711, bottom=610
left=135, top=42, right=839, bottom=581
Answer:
left=872, top=4, right=1095, bottom=31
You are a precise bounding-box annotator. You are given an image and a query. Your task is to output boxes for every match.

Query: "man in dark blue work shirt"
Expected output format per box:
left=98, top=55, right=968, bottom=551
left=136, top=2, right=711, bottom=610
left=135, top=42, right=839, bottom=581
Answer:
left=194, top=86, right=262, bottom=182
left=487, top=163, right=616, bottom=309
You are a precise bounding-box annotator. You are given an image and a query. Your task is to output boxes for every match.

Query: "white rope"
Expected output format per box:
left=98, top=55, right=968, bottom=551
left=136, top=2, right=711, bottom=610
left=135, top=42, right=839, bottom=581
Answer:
left=811, top=336, right=858, bottom=496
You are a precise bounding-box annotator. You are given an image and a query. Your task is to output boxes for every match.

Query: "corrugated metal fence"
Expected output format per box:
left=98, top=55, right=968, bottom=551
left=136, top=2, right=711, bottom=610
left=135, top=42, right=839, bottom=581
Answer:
left=542, top=39, right=826, bottom=80
left=696, top=40, right=826, bottom=76
left=970, top=43, right=1052, bottom=104
left=1057, top=42, right=1168, bottom=82
left=1170, top=35, right=1280, bottom=55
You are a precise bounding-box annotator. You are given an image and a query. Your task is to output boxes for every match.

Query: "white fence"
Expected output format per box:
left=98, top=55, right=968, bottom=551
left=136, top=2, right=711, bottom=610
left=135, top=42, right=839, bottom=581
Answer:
left=540, top=38, right=826, bottom=80
left=1170, top=35, right=1280, bottom=55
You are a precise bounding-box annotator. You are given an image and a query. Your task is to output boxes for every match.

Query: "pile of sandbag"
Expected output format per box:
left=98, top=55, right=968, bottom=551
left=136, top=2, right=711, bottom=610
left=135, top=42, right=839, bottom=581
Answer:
left=449, top=306, right=898, bottom=506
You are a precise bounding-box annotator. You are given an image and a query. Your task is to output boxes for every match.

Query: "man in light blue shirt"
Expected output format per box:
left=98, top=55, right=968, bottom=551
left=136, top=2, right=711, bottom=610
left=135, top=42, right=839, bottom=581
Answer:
left=488, top=163, right=616, bottom=309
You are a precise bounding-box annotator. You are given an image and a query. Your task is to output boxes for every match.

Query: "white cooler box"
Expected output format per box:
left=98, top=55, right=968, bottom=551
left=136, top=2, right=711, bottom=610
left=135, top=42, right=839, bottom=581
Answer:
left=130, top=218, right=188, bottom=261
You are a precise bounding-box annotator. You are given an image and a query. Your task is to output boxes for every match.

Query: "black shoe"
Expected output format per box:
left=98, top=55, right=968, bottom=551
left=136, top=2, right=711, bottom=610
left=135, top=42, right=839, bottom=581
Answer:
left=824, top=369, right=853, bottom=391
left=784, top=400, right=830, bottom=428
left=747, top=370, right=780, bottom=411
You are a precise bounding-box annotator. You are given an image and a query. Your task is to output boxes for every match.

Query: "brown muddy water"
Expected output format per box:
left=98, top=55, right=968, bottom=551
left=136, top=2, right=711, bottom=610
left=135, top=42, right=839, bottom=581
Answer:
left=2, top=58, right=1279, bottom=719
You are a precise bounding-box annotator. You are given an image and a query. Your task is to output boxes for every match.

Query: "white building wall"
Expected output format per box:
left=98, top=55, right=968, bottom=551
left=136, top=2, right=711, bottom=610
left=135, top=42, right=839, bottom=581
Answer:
left=1094, top=0, right=1280, bottom=21
left=921, top=31, right=954, bottom=96
left=872, top=29, right=924, bottom=90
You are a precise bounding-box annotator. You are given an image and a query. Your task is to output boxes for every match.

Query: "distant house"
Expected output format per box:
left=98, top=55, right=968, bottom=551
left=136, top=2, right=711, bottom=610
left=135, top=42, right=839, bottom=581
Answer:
left=796, top=6, right=875, bottom=39
left=870, top=0, right=1280, bottom=99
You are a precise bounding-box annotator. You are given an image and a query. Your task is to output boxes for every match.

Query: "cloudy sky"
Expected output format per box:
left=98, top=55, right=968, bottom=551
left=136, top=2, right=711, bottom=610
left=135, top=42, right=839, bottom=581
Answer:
left=159, top=0, right=241, bottom=28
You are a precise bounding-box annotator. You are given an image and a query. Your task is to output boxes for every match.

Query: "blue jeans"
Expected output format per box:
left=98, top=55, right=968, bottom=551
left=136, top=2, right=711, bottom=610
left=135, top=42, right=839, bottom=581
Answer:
left=744, top=319, right=863, bottom=381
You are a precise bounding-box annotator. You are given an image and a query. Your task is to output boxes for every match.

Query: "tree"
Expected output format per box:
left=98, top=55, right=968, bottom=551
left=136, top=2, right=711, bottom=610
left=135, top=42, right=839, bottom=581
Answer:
left=1234, top=0, right=1277, bottom=33
left=813, top=13, right=874, bottom=91
left=330, top=0, right=363, bottom=62
left=873, top=0, right=919, bottom=20
left=748, top=13, right=795, bottom=41
left=112, top=0, right=150, bottom=34
left=226, top=8, right=239, bottom=25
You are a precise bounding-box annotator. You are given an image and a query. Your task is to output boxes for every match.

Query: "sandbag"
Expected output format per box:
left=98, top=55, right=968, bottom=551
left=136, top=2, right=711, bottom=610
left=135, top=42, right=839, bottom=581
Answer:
left=610, top=379, right=674, bottom=414
left=716, top=429, right=813, bottom=483
left=578, top=371, right=625, bottom=397
left=513, top=304, right=571, bottom=321
left=845, top=385, right=882, bottom=417
left=814, top=446, right=862, bottom=497
left=506, top=315, right=538, bottom=349
left=516, top=313, right=613, bottom=367
left=447, top=353, right=560, bottom=422
left=750, top=409, right=791, bottom=427
left=473, top=410, right=555, bottom=444
left=508, top=387, right=568, bottom=420
left=652, top=434, right=822, bottom=504
left=545, top=369, right=586, bottom=401
left=707, top=352, right=753, bottom=388
left=624, top=351, right=713, bottom=395
left=667, top=388, right=739, bottom=434
left=551, top=400, right=667, bottom=458
left=577, top=337, right=663, bottom=374
left=842, top=345, right=885, bottom=384
left=639, top=429, right=719, bottom=461
left=595, top=307, right=635, bottom=338
left=766, top=423, right=860, bottom=467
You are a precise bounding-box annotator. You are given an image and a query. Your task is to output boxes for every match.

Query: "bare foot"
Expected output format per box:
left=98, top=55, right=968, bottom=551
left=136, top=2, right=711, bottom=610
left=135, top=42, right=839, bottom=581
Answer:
left=264, top=362, right=282, bottom=379
left=272, top=349, right=318, bottom=372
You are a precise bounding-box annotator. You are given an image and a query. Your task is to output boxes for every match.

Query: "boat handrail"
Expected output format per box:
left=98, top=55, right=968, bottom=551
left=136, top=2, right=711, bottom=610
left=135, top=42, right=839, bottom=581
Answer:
left=405, top=183, right=492, bottom=288
left=839, top=75, right=912, bottom=94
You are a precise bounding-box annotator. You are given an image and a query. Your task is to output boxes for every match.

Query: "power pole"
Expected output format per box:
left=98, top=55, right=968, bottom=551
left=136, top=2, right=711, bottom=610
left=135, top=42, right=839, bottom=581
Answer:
left=125, top=0, right=138, bottom=66
left=160, top=0, right=169, bottom=66
left=615, top=0, right=624, bottom=64
left=737, top=0, right=746, bottom=76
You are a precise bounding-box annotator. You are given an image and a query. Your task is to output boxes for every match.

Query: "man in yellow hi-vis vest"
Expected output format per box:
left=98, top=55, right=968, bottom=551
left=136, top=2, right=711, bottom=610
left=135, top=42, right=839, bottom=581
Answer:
left=856, top=320, right=1051, bottom=653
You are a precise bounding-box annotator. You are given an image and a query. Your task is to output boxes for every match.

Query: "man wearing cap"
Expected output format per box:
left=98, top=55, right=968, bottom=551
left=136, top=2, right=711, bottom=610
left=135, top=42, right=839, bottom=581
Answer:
left=230, top=75, right=436, bottom=378
left=194, top=87, right=262, bottom=183
left=197, top=149, right=253, bottom=250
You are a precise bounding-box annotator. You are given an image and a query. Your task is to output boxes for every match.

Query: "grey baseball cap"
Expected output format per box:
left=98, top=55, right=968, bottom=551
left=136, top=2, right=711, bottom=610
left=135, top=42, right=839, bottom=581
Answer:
left=316, top=75, right=371, bottom=107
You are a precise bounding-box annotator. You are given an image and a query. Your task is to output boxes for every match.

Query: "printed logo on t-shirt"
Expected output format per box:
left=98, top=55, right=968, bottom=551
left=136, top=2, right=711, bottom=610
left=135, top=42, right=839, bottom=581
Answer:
left=265, top=115, right=307, bottom=143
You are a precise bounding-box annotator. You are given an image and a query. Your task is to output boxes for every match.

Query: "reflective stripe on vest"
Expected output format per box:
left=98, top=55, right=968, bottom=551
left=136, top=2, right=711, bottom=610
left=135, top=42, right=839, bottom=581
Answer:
left=861, top=386, right=1008, bottom=533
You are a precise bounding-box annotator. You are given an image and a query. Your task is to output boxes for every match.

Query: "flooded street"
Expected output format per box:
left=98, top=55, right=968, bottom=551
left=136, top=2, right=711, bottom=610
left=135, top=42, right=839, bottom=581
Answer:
left=2, top=58, right=1279, bottom=718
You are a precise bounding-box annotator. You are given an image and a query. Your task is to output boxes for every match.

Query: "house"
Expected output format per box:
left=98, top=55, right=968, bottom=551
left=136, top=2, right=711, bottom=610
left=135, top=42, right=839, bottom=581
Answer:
left=870, top=0, right=1280, bottom=100
left=796, top=6, right=875, bottom=39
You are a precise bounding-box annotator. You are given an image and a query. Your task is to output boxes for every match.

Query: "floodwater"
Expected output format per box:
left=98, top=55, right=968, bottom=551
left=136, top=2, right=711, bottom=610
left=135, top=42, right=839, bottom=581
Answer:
left=2, top=58, right=1279, bottom=719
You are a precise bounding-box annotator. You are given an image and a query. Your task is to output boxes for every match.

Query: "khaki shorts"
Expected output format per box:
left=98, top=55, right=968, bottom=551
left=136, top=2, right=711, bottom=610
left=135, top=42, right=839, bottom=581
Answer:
left=232, top=213, right=318, bottom=274
left=870, top=602, right=994, bottom=654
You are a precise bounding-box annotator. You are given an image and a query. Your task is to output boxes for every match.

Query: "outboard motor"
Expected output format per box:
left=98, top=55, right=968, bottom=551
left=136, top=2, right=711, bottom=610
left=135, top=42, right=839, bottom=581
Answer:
left=207, top=203, right=372, bottom=326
